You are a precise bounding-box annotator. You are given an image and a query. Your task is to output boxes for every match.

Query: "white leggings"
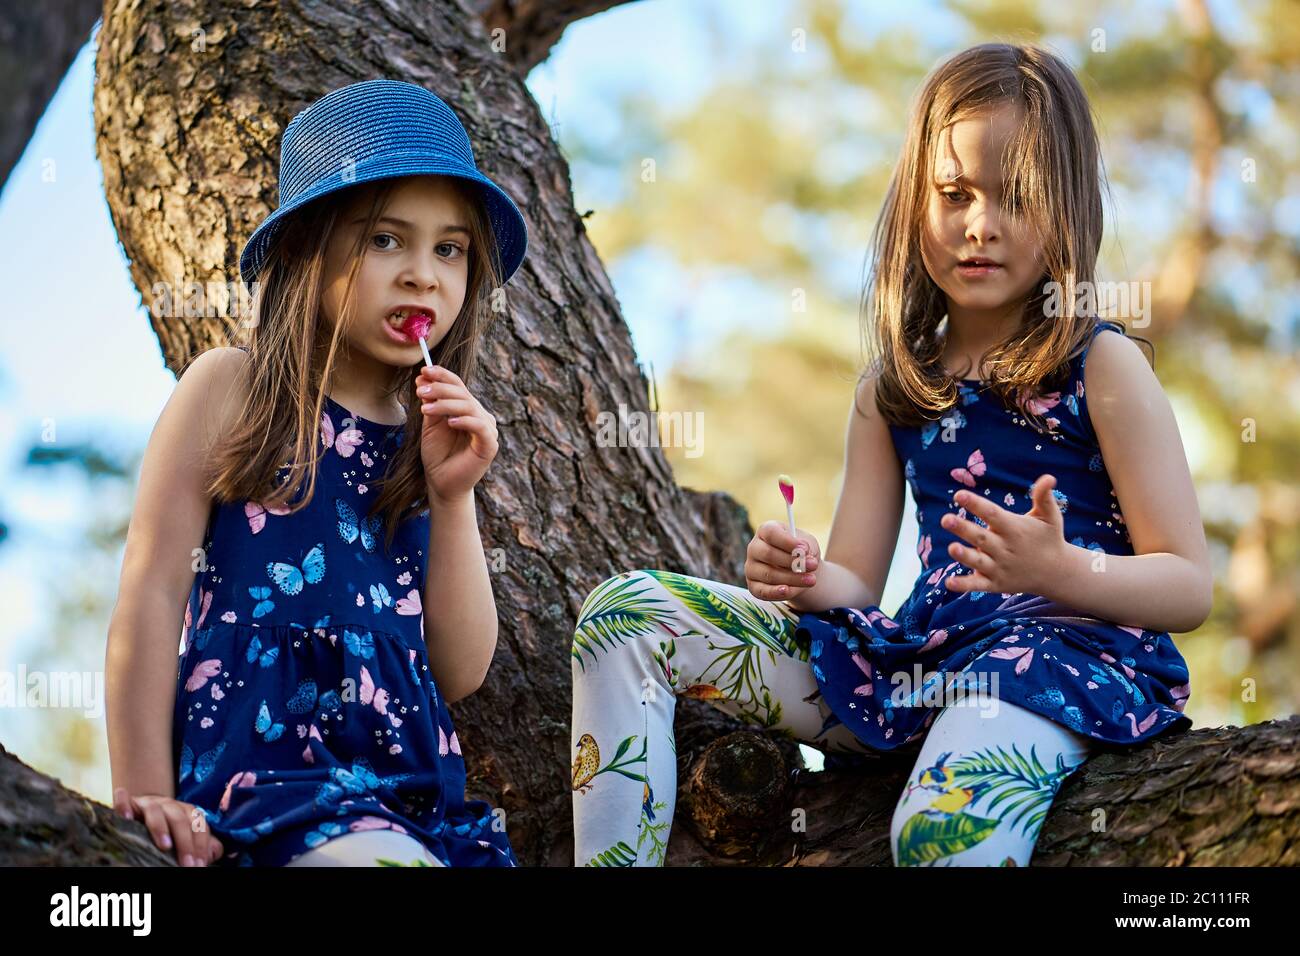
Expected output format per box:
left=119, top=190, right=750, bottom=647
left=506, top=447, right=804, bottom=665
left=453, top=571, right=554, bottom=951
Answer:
left=571, top=569, right=1095, bottom=867
left=285, top=829, right=447, bottom=867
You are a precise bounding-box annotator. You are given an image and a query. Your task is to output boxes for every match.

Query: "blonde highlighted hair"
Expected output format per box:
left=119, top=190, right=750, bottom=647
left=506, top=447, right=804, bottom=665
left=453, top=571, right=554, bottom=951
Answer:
left=860, top=41, right=1151, bottom=430
left=187, top=174, right=504, bottom=555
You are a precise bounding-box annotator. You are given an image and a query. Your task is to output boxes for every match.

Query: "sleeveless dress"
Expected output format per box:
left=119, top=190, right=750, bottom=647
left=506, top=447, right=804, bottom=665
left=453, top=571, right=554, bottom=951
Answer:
left=795, top=319, right=1193, bottom=754
left=173, top=373, right=516, bottom=867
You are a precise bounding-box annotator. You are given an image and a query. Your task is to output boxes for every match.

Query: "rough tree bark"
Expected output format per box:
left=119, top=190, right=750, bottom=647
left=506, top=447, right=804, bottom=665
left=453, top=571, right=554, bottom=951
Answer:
left=0, top=0, right=1293, bottom=867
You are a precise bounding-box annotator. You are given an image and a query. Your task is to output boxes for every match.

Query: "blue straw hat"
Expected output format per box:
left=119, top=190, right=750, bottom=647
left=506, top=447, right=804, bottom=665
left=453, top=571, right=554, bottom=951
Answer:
left=239, top=78, right=528, bottom=286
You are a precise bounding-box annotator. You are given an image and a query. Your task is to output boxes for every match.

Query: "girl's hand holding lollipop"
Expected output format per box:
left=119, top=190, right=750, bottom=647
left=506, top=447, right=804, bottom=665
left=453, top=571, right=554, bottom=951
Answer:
left=403, top=314, right=498, bottom=506
left=744, top=475, right=821, bottom=602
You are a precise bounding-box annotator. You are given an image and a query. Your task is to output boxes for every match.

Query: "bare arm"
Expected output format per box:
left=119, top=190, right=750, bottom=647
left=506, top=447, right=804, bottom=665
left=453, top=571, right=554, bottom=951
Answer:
left=788, top=373, right=905, bottom=613
left=105, top=347, right=249, bottom=797
left=421, top=491, right=497, bottom=704
left=1044, top=330, right=1212, bottom=633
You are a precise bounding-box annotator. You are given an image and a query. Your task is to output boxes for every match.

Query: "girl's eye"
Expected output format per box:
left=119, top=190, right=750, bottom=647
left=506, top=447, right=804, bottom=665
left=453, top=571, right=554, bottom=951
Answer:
left=436, top=242, right=465, bottom=259
left=940, top=189, right=968, bottom=204
left=371, top=233, right=397, bottom=250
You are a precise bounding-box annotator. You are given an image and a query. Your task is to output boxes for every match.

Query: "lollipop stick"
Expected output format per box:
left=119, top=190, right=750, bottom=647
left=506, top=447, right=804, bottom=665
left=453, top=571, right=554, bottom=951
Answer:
left=419, top=337, right=434, bottom=370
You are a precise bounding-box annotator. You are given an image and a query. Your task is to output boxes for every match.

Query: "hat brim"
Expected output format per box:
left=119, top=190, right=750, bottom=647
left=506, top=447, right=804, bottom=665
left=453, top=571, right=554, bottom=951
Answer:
left=238, top=152, right=528, bottom=286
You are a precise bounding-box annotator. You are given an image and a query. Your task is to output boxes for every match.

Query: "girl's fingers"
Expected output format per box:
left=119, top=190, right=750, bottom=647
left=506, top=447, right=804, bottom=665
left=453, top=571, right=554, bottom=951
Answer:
left=758, top=521, right=809, bottom=555
left=141, top=804, right=173, bottom=854
left=948, top=541, right=996, bottom=577
left=415, top=379, right=467, bottom=402
left=751, top=538, right=818, bottom=572
left=746, top=559, right=817, bottom=589
left=942, top=513, right=997, bottom=551
left=419, top=397, right=477, bottom=418
left=113, top=786, right=133, bottom=820
left=444, top=414, right=499, bottom=458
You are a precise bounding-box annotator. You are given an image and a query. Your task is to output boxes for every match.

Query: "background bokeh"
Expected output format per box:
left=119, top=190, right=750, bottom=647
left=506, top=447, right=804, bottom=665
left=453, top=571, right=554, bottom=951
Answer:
left=1, top=0, right=1296, bottom=800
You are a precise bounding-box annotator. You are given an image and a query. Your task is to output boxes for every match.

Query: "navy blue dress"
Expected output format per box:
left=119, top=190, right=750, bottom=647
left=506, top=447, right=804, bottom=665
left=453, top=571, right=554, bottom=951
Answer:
left=796, top=319, right=1193, bottom=753
left=174, top=383, right=517, bottom=867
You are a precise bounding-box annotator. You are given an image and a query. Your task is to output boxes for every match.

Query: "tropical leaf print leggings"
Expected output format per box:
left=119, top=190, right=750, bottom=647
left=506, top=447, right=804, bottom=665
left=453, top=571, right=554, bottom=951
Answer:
left=571, top=569, right=1095, bottom=867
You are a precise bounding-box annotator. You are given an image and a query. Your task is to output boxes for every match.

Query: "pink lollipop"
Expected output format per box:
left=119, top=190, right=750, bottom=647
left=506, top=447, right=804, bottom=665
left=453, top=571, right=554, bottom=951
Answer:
left=399, top=312, right=435, bottom=368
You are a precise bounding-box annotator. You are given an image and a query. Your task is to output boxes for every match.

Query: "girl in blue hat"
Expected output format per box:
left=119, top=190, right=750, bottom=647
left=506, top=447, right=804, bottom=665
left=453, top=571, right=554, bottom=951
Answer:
left=570, top=43, right=1209, bottom=867
left=106, top=79, right=527, bottom=867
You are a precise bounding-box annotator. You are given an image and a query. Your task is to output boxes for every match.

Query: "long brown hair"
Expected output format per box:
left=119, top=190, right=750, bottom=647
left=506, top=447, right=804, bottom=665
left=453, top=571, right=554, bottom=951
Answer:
left=189, top=174, right=505, bottom=555
left=860, top=42, right=1152, bottom=430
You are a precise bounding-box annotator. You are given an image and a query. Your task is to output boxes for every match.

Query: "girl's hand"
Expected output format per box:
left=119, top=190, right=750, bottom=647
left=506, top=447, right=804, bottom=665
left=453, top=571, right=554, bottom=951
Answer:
left=746, top=522, right=821, bottom=602
left=112, top=787, right=224, bottom=867
left=414, top=365, right=498, bottom=505
left=941, top=474, right=1068, bottom=596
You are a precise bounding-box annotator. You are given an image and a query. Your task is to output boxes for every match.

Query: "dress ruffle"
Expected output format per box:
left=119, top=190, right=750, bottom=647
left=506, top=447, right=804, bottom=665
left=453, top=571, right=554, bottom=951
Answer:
left=173, top=620, right=515, bottom=867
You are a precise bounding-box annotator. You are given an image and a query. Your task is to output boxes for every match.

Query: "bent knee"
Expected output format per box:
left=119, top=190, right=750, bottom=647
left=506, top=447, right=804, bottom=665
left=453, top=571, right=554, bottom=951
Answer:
left=571, top=569, right=663, bottom=669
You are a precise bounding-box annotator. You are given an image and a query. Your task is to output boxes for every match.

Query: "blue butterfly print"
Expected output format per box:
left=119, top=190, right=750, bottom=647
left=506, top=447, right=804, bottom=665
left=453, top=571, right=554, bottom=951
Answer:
left=255, top=700, right=285, bottom=742
left=317, top=689, right=343, bottom=712
left=246, top=634, right=280, bottom=668
left=1026, top=485, right=1070, bottom=515
left=266, top=543, right=326, bottom=596
left=370, top=583, right=393, bottom=614
left=958, top=385, right=980, bottom=405
left=343, top=628, right=374, bottom=659
left=178, top=742, right=226, bottom=784
left=1064, top=393, right=1079, bottom=416
left=342, top=757, right=413, bottom=793
left=335, top=497, right=382, bottom=552
left=285, top=679, right=318, bottom=715
left=304, top=821, right=348, bottom=849
left=248, top=585, right=275, bottom=619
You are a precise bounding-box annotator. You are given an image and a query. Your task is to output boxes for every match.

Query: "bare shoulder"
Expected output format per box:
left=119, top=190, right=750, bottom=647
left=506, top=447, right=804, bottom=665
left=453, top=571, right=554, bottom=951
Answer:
left=176, top=346, right=253, bottom=447
left=1084, top=325, right=1164, bottom=425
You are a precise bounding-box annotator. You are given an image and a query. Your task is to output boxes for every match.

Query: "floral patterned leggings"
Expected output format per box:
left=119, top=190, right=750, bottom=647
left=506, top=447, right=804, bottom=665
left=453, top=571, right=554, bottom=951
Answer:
left=571, top=569, right=1095, bottom=867
left=284, top=829, right=448, bottom=867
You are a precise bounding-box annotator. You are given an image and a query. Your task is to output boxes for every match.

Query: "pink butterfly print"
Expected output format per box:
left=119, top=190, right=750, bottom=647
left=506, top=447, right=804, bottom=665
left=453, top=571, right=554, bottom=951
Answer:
left=989, top=645, right=1035, bottom=675
left=184, top=587, right=212, bottom=632
left=211, top=683, right=224, bottom=701
left=359, top=666, right=403, bottom=727
left=850, top=652, right=873, bottom=697
left=1124, top=710, right=1160, bottom=737
left=219, top=771, right=257, bottom=812
left=920, top=628, right=948, bottom=652
left=361, top=451, right=374, bottom=468
left=389, top=744, right=403, bottom=755
left=349, top=815, right=407, bottom=834
left=303, top=723, right=322, bottom=763
left=245, top=499, right=290, bottom=534
left=438, top=725, right=462, bottom=757
left=200, top=717, right=214, bottom=729
left=321, top=411, right=365, bottom=458
left=950, top=448, right=986, bottom=488
left=1076, top=379, right=1085, bottom=399
left=1171, top=683, right=1190, bottom=712
left=394, top=588, right=422, bottom=616
left=1099, top=651, right=1136, bottom=679
left=185, top=659, right=222, bottom=692
left=917, top=533, right=932, bottom=566
left=865, top=609, right=898, bottom=630
left=1024, top=390, right=1061, bottom=416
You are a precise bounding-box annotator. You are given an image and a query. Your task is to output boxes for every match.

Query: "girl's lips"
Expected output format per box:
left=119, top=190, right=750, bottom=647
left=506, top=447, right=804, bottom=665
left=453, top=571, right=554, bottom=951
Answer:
left=385, top=312, right=434, bottom=344
left=956, top=262, right=1002, bottom=277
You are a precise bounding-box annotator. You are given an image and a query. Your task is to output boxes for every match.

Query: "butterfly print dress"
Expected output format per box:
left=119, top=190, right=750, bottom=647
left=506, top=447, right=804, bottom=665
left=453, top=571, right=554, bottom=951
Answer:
left=173, top=387, right=516, bottom=867
left=795, top=319, right=1193, bottom=753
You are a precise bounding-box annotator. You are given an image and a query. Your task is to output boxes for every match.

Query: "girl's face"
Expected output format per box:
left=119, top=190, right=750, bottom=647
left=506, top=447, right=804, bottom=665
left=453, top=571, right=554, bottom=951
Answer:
left=320, top=175, right=472, bottom=365
left=920, top=101, right=1045, bottom=325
